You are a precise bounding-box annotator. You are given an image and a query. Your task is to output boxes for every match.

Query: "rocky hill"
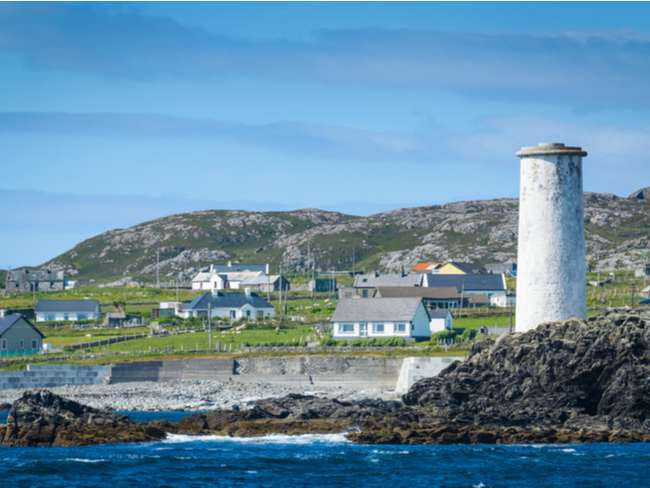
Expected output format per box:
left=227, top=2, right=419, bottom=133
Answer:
left=32, top=187, right=650, bottom=285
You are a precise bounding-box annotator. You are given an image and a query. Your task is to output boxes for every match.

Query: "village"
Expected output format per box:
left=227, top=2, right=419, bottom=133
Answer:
left=1, top=257, right=648, bottom=363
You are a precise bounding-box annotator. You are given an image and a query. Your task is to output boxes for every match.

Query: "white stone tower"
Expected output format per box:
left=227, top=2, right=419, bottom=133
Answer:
left=515, top=143, right=587, bottom=332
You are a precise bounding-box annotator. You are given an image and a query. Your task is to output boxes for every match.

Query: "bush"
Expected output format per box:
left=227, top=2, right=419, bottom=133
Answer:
left=431, top=330, right=457, bottom=342
left=460, top=328, right=478, bottom=341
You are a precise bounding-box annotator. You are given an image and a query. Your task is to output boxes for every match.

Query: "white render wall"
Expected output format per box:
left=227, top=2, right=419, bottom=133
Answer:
left=516, top=143, right=587, bottom=332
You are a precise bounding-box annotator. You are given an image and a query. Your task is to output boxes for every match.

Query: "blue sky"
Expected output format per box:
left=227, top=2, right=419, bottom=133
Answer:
left=2, top=2, right=650, bottom=267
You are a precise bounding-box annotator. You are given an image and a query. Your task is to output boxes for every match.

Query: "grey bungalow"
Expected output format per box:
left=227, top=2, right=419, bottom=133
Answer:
left=0, top=312, right=45, bottom=354
left=331, top=298, right=431, bottom=341
left=182, top=289, right=275, bottom=320
left=35, top=299, right=101, bottom=322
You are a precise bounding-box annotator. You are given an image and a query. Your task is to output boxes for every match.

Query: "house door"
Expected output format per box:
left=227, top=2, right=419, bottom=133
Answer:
left=359, top=323, right=367, bottom=337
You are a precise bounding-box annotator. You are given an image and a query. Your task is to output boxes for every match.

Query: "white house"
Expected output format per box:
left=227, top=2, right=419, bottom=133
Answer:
left=331, top=298, right=431, bottom=341
left=490, top=294, right=517, bottom=308
left=428, top=309, right=453, bottom=333
left=181, top=289, right=275, bottom=321
left=192, top=265, right=267, bottom=291
left=35, top=299, right=101, bottom=322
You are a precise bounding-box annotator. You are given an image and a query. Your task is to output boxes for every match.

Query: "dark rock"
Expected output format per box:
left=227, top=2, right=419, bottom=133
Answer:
left=403, top=309, right=650, bottom=436
left=0, top=390, right=165, bottom=447
left=0, top=402, right=11, bottom=412
left=629, top=187, right=650, bottom=200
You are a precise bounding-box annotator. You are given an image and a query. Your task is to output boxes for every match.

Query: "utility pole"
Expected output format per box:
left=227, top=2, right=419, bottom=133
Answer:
left=644, top=253, right=648, bottom=288
left=459, top=279, right=465, bottom=319
left=208, top=303, right=212, bottom=350
left=509, top=303, right=513, bottom=334
left=156, top=250, right=160, bottom=288
left=631, top=285, right=636, bottom=309
left=596, top=250, right=601, bottom=283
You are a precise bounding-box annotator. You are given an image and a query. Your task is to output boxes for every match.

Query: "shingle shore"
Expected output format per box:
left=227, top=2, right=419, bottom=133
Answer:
left=0, top=380, right=397, bottom=412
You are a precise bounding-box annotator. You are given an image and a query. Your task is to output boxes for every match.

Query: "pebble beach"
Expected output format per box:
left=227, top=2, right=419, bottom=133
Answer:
left=0, top=380, right=398, bottom=412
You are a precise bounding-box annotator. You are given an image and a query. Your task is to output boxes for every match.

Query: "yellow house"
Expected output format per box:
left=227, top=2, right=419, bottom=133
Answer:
left=437, top=262, right=487, bottom=275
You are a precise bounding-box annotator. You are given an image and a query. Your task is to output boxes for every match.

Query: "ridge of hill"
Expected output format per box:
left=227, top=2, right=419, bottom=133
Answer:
left=27, top=187, right=650, bottom=285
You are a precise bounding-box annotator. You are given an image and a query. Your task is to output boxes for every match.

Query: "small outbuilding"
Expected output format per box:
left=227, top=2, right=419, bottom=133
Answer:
left=331, top=298, right=431, bottom=341
left=0, top=311, right=45, bottom=356
left=428, top=309, right=454, bottom=333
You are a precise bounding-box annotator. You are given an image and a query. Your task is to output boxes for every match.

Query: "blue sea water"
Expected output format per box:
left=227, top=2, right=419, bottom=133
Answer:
left=1, top=411, right=650, bottom=487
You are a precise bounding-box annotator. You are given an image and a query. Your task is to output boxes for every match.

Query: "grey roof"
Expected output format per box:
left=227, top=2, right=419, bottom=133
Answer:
left=239, top=275, right=283, bottom=285
left=0, top=314, right=46, bottom=338
left=210, top=264, right=268, bottom=274
left=422, top=274, right=505, bottom=292
left=184, top=292, right=274, bottom=311
left=35, top=299, right=100, bottom=313
left=376, top=286, right=461, bottom=299
left=428, top=309, right=452, bottom=319
left=354, top=273, right=423, bottom=288
left=331, top=298, right=425, bottom=322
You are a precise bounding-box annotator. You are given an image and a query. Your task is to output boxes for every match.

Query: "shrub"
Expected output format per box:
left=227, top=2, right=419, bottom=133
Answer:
left=431, top=330, right=457, bottom=342
left=460, top=328, right=478, bottom=341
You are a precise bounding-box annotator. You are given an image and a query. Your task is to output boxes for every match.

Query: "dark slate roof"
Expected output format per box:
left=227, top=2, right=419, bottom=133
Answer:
left=428, top=309, right=452, bottom=319
left=445, top=262, right=488, bottom=274
left=422, top=274, right=505, bottom=292
left=0, top=314, right=46, bottom=338
left=210, top=264, right=268, bottom=274
left=331, top=298, right=425, bottom=322
left=354, top=273, right=423, bottom=288
left=35, top=299, right=100, bottom=313
left=184, top=292, right=274, bottom=311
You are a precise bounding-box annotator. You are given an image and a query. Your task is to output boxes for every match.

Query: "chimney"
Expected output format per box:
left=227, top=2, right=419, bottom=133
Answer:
left=245, top=288, right=251, bottom=297
left=0, top=309, right=5, bottom=318
left=515, top=143, right=587, bottom=332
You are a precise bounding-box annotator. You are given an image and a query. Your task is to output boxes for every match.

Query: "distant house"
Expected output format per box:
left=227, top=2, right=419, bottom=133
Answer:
left=353, top=273, right=423, bottom=298
left=35, top=299, right=101, bottom=322
left=6, top=269, right=66, bottom=293
left=181, top=289, right=275, bottom=320
left=192, top=263, right=269, bottom=291
left=422, top=274, right=506, bottom=297
left=309, top=279, right=337, bottom=293
left=0, top=311, right=45, bottom=355
left=331, top=298, right=431, bottom=341
left=436, top=262, right=488, bottom=275
left=103, top=313, right=143, bottom=327
left=375, top=286, right=490, bottom=309
left=485, top=263, right=517, bottom=275
left=152, top=301, right=185, bottom=319
left=490, top=294, right=516, bottom=308
left=429, top=309, right=453, bottom=333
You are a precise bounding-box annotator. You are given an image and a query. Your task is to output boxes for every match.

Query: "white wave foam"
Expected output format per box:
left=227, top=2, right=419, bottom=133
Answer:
left=64, top=458, right=105, bottom=463
left=163, top=433, right=351, bottom=445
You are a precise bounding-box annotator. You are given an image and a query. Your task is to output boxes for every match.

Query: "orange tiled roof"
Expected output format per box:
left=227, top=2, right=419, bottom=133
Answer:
left=412, top=263, right=434, bottom=271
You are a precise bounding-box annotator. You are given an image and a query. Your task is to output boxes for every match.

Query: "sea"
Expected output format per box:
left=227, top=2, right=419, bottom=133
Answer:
left=1, top=411, right=649, bottom=487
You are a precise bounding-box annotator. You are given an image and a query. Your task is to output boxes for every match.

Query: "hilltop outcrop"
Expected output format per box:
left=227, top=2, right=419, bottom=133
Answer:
left=25, top=188, right=649, bottom=284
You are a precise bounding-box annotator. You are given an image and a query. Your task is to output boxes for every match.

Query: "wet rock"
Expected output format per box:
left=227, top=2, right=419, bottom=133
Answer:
left=0, top=390, right=165, bottom=447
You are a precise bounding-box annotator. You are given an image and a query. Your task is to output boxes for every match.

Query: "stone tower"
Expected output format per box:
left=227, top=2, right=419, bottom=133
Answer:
left=515, top=143, right=587, bottom=333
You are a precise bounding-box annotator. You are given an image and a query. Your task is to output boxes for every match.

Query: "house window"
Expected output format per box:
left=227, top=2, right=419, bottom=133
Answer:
left=362, top=290, right=368, bottom=298
left=1, top=339, right=6, bottom=349
left=46, top=314, right=55, bottom=321
left=246, top=310, right=251, bottom=317
left=395, top=323, right=406, bottom=333
left=339, top=323, right=354, bottom=334
left=78, top=314, right=87, bottom=320
left=32, top=340, right=38, bottom=349
left=373, top=323, right=384, bottom=333
left=20, top=339, right=24, bottom=349
left=63, top=314, right=69, bottom=321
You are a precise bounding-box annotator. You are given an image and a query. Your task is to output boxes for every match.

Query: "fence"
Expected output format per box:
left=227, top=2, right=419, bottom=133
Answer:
left=0, top=348, right=41, bottom=358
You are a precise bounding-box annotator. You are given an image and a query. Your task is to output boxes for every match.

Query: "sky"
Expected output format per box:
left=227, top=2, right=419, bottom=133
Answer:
left=2, top=1, right=650, bottom=268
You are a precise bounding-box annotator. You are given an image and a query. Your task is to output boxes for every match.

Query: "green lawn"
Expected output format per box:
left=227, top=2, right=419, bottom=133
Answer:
left=80, top=325, right=315, bottom=354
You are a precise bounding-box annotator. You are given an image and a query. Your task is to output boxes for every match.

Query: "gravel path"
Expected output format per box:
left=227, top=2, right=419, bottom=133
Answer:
left=0, top=381, right=398, bottom=412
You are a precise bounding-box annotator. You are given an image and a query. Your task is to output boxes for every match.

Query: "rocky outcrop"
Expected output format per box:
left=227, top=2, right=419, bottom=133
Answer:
left=0, top=390, right=165, bottom=447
